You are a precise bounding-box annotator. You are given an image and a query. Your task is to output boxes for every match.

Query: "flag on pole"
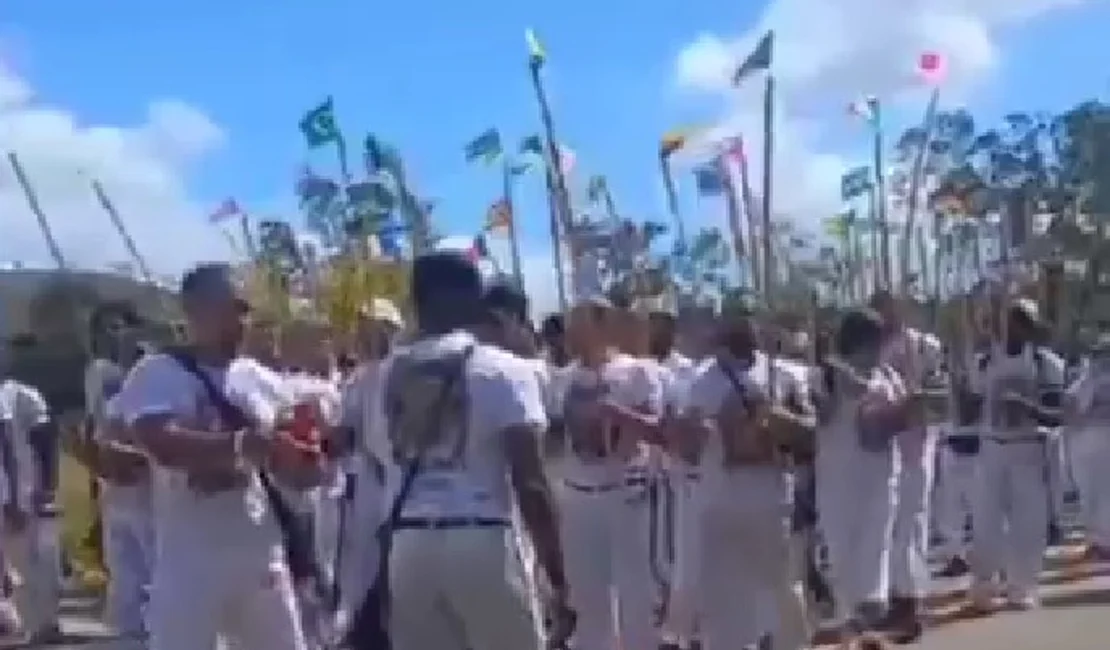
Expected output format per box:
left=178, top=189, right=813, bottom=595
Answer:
left=299, top=97, right=342, bottom=148
left=840, top=166, right=872, bottom=200
left=917, top=51, right=947, bottom=85
left=209, top=198, right=241, bottom=223
left=519, top=134, right=545, bottom=157
left=464, top=128, right=503, bottom=164
left=586, top=175, right=607, bottom=203
left=525, top=28, right=547, bottom=68
left=694, top=164, right=726, bottom=196
left=732, top=31, right=773, bottom=86
left=660, top=127, right=701, bottom=158
left=719, top=136, right=746, bottom=163
left=484, top=199, right=512, bottom=233
left=848, top=97, right=879, bottom=126
left=557, top=144, right=576, bottom=175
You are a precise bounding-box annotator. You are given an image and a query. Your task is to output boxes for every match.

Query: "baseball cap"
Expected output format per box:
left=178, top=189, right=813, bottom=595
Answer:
left=180, top=263, right=250, bottom=312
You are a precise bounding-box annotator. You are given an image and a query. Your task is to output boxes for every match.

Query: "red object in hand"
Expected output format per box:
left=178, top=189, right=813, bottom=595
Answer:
left=286, top=402, right=323, bottom=457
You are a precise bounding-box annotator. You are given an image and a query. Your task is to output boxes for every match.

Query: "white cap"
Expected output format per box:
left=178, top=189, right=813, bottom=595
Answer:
left=360, top=297, right=404, bottom=329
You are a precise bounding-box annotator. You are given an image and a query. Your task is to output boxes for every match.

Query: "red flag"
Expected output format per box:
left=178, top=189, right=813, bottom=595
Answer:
left=917, top=51, right=946, bottom=84
left=208, top=197, right=241, bottom=223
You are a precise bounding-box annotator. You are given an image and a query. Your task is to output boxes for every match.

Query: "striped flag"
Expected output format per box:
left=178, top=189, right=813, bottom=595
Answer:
left=208, top=198, right=241, bottom=223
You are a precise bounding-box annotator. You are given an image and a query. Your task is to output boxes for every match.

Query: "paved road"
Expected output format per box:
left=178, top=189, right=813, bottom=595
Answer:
left=18, top=543, right=1110, bottom=649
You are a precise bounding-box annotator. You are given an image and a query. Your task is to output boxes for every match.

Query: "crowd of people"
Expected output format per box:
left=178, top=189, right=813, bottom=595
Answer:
left=0, top=249, right=1107, bottom=650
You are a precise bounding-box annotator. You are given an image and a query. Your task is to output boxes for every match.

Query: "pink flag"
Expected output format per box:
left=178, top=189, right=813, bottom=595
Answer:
left=719, top=136, right=746, bottom=163
left=208, top=197, right=241, bottom=223
left=918, top=51, right=946, bottom=84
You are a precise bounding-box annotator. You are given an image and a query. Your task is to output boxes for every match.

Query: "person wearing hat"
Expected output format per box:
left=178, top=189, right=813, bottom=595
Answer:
left=379, top=251, right=571, bottom=650
left=1064, top=332, right=1110, bottom=560
left=968, top=297, right=1066, bottom=612
left=121, top=262, right=319, bottom=650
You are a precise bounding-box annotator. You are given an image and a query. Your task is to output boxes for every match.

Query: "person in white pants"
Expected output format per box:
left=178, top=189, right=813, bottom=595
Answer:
left=1065, top=337, right=1110, bottom=557
left=553, top=297, right=664, bottom=650
left=679, top=316, right=809, bottom=650
left=812, top=309, right=908, bottom=648
left=124, top=263, right=316, bottom=650
left=0, top=376, right=61, bottom=644
left=969, top=300, right=1065, bottom=611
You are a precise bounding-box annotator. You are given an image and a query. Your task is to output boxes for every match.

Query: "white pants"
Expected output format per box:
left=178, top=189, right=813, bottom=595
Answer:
left=817, top=451, right=898, bottom=626
left=103, top=510, right=156, bottom=636
left=970, top=439, right=1049, bottom=598
left=560, top=482, right=656, bottom=650
left=147, top=541, right=306, bottom=650
left=934, top=447, right=978, bottom=560
left=697, top=468, right=807, bottom=650
left=334, top=464, right=384, bottom=635
left=389, top=525, right=538, bottom=650
left=662, top=468, right=701, bottom=644
left=3, top=513, right=62, bottom=635
left=890, top=432, right=937, bottom=598
left=1069, top=427, right=1110, bottom=548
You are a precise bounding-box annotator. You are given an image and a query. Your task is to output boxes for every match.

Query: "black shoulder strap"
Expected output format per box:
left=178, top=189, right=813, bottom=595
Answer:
left=164, top=348, right=320, bottom=582
left=376, top=344, right=475, bottom=542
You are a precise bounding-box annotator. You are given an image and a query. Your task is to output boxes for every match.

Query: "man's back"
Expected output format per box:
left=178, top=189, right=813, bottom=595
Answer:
left=384, top=329, right=548, bottom=650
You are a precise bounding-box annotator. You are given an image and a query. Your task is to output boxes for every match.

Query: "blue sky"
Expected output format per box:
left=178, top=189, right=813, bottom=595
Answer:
left=2, top=0, right=760, bottom=258
left=1, top=0, right=1108, bottom=300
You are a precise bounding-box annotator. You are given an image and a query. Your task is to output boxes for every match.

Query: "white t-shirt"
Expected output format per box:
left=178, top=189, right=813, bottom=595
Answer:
left=551, top=353, right=664, bottom=486
left=981, top=344, right=1065, bottom=437
left=122, top=353, right=289, bottom=562
left=378, top=331, right=547, bottom=520
left=0, top=379, right=50, bottom=507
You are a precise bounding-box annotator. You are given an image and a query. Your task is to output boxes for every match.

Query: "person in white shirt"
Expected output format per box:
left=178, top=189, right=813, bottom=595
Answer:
left=1065, top=334, right=1110, bottom=558
left=812, top=309, right=911, bottom=648
left=0, top=375, right=59, bottom=643
left=123, top=263, right=321, bottom=650
left=87, top=335, right=155, bottom=642
left=871, top=291, right=944, bottom=643
left=969, top=299, right=1065, bottom=611
left=383, top=252, right=571, bottom=650
left=676, top=315, right=809, bottom=650
left=333, top=297, right=403, bottom=635
left=551, top=296, right=664, bottom=650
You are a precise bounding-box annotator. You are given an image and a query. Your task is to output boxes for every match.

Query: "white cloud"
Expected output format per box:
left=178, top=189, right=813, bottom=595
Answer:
left=0, top=59, right=232, bottom=276
left=672, top=0, right=1093, bottom=228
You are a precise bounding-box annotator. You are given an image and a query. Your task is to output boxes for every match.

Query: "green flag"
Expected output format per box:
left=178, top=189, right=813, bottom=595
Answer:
left=732, top=31, right=773, bottom=87
left=519, top=135, right=545, bottom=157
left=299, top=97, right=341, bottom=148
left=364, top=133, right=403, bottom=176
left=464, top=128, right=503, bottom=164
left=525, top=28, right=546, bottom=68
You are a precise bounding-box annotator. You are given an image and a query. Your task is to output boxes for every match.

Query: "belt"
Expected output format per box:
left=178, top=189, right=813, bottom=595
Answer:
left=564, top=480, right=621, bottom=493
left=395, top=517, right=510, bottom=530
left=984, top=435, right=1045, bottom=444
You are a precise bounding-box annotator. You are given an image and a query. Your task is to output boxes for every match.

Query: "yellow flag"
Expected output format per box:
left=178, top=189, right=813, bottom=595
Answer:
left=660, top=126, right=706, bottom=158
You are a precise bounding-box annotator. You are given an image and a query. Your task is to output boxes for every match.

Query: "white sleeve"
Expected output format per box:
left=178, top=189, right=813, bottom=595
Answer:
left=628, top=363, right=665, bottom=416
left=20, top=387, right=50, bottom=425
left=482, top=362, right=548, bottom=436
left=0, top=390, right=12, bottom=423
left=120, top=354, right=196, bottom=426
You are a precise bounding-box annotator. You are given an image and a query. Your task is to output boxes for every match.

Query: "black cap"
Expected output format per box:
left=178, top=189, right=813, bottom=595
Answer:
left=180, top=263, right=249, bottom=311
